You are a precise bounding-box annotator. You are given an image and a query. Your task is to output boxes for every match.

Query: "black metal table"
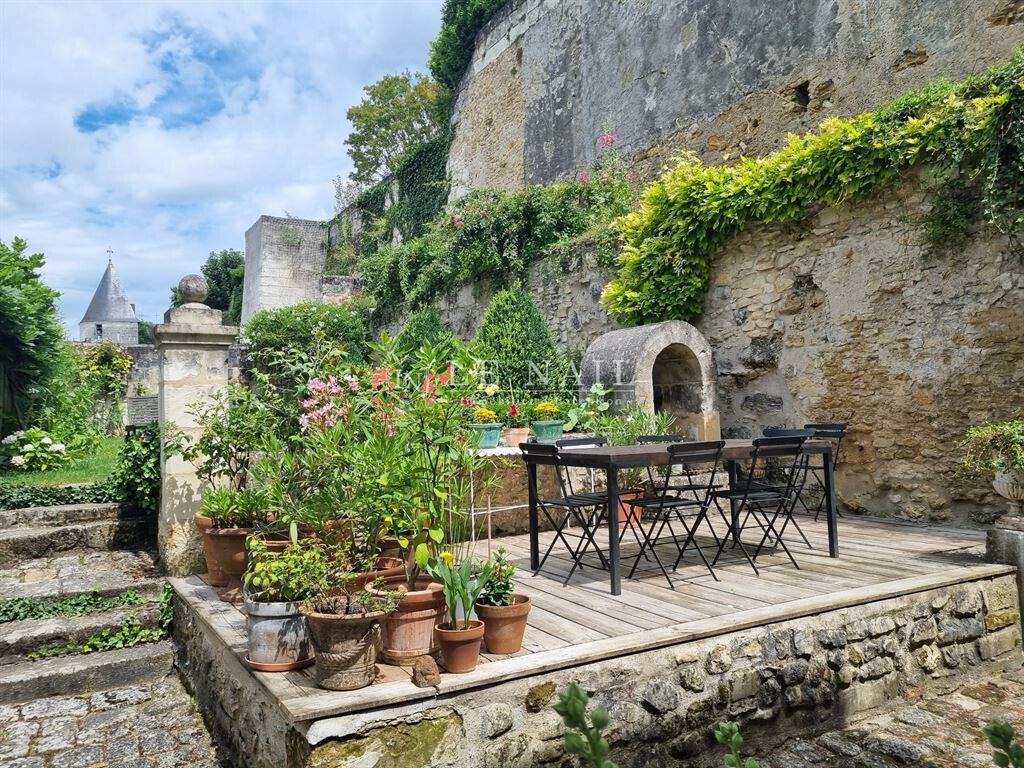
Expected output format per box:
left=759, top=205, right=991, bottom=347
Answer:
left=522, top=438, right=838, bottom=595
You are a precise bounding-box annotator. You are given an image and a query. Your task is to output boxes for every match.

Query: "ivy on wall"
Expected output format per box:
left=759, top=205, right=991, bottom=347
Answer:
left=428, top=0, right=510, bottom=91
left=602, top=52, right=1024, bottom=326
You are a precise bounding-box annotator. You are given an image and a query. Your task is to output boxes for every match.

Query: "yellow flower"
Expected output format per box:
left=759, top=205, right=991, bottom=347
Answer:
left=484, top=384, right=499, bottom=397
left=473, top=407, right=497, bottom=424
left=440, top=551, right=455, bottom=565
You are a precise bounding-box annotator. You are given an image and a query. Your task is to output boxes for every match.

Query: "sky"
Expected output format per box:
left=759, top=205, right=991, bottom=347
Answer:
left=0, top=0, right=443, bottom=333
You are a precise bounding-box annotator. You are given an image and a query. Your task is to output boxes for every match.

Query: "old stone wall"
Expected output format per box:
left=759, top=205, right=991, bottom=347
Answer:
left=449, top=0, right=1024, bottom=192
left=126, top=343, right=159, bottom=396
left=293, top=573, right=1021, bottom=768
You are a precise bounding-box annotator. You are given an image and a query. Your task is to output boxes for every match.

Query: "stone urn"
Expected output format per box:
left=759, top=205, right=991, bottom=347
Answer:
left=993, top=468, right=1024, bottom=515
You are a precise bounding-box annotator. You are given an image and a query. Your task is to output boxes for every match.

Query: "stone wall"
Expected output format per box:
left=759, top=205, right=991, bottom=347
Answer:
left=448, top=0, right=1024, bottom=192
left=176, top=572, right=1020, bottom=768
left=126, top=344, right=159, bottom=396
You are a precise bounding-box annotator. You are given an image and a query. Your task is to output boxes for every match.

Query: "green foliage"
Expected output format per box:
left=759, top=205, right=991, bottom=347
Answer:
left=472, top=288, right=572, bottom=398
left=564, top=384, right=612, bottom=432
left=958, top=418, right=1024, bottom=477
left=345, top=71, right=446, bottom=185
left=921, top=177, right=982, bottom=255
left=359, top=161, right=633, bottom=309
left=604, top=52, right=1024, bottom=325
left=200, top=487, right=269, bottom=529
left=243, top=537, right=333, bottom=603
left=171, top=249, right=245, bottom=324
left=110, top=423, right=165, bottom=514
left=1, top=428, right=72, bottom=472
left=477, top=546, right=517, bottom=607
left=184, top=385, right=274, bottom=488
left=0, top=590, right=146, bottom=624
left=428, top=0, right=509, bottom=91
left=397, top=306, right=456, bottom=362
left=426, top=553, right=490, bottom=630
left=0, top=237, right=65, bottom=435
left=138, top=320, right=156, bottom=345
left=0, top=479, right=117, bottom=511
left=82, top=341, right=133, bottom=432
left=243, top=300, right=372, bottom=369
left=714, top=722, right=760, bottom=768
left=552, top=684, right=618, bottom=768
left=986, top=721, right=1024, bottom=768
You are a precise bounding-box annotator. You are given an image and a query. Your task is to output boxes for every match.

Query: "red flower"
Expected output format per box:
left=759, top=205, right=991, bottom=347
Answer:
left=578, top=171, right=590, bottom=183
left=509, top=403, right=518, bottom=417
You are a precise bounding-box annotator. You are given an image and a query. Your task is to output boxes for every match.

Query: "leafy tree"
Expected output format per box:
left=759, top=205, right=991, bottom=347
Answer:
left=345, top=71, right=445, bottom=184
left=429, top=0, right=509, bottom=91
left=170, top=248, right=244, bottom=324
left=0, top=238, right=65, bottom=434
left=396, top=306, right=455, bottom=362
left=471, top=287, right=572, bottom=398
left=137, top=321, right=156, bottom=345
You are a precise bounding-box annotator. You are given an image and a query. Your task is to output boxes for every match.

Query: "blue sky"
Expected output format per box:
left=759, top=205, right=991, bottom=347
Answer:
left=0, top=0, right=443, bottom=332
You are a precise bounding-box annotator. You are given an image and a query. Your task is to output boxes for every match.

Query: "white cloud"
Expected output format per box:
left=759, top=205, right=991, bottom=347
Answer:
left=0, top=0, right=443, bottom=330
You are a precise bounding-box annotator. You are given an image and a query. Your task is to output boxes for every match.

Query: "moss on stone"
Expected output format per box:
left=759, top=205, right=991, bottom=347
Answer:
left=525, top=681, right=556, bottom=713
left=306, top=710, right=463, bottom=768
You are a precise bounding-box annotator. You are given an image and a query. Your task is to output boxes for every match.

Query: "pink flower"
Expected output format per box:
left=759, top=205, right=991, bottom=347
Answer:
left=578, top=172, right=590, bottom=183
left=455, top=219, right=465, bottom=228
left=599, top=133, right=618, bottom=146
left=480, top=209, right=488, bottom=217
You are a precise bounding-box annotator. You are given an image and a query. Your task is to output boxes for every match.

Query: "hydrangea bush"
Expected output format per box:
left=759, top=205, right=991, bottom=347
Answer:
left=1, top=428, right=70, bottom=472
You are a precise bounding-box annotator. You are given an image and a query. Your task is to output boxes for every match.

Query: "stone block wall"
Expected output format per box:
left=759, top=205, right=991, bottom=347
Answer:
left=448, top=0, right=1024, bottom=193
left=126, top=344, right=159, bottom=396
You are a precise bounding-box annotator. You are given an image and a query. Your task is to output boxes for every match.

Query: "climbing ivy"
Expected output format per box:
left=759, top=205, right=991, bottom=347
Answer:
left=602, top=51, right=1024, bottom=325
left=428, top=0, right=510, bottom=91
left=0, top=590, right=147, bottom=624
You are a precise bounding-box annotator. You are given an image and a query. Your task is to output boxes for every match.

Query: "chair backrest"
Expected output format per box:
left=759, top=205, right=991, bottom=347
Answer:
left=763, top=427, right=816, bottom=438
left=668, top=440, right=725, bottom=464
left=637, top=434, right=683, bottom=444
left=650, top=440, right=726, bottom=502
left=556, top=435, right=608, bottom=449
left=804, top=422, right=848, bottom=467
left=519, top=442, right=558, bottom=463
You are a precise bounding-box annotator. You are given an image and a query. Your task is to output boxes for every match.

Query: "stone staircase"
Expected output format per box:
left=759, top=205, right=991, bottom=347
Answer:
left=0, top=501, right=171, bottom=705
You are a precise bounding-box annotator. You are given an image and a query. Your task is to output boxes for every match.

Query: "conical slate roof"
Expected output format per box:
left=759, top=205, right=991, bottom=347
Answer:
left=80, top=259, right=137, bottom=323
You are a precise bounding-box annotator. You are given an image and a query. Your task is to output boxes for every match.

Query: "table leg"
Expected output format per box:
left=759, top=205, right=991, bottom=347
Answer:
left=823, top=447, right=839, bottom=557
left=528, top=461, right=539, bottom=571
left=727, top=460, right=740, bottom=546
left=607, top=467, right=621, bottom=596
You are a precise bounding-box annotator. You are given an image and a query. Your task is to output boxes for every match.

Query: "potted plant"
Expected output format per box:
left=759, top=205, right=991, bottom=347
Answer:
left=469, top=407, right=502, bottom=450
left=499, top=401, right=529, bottom=447
left=241, top=536, right=330, bottom=671
left=959, top=418, right=1024, bottom=513
left=202, top=487, right=269, bottom=600
left=475, top=546, right=531, bottom=655
left=301, top=584, right=398, bottom=690
left=427, top=553, right=490, bottom=673
left=532, top=401, right=564, bottom=444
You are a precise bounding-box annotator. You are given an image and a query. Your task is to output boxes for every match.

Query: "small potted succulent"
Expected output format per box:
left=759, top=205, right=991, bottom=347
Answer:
left=475, top=546, right=531, bottom=655
left=241, top=536, right=330, bottom=671
left=301, top=583, right=398, bottom=691
left=959, top=418, right=1024, bottom=513
left=468, top=407, right=502, bottom=450
left=531, top=401, right=564, bottom=444
left=201, top=487, right=270, bottom=599
left=427, top=552, right=490, bottom=673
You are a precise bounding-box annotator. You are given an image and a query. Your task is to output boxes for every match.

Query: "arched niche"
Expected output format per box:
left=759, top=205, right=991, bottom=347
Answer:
left=578, top=321, right=721, bottom=440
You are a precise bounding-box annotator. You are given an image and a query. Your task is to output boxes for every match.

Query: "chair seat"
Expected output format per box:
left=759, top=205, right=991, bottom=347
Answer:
left=541, top=494, right=606, bottom=508
left=713, top=488, right=786, bottom=502
left=627, top=496, right=703, bottom=512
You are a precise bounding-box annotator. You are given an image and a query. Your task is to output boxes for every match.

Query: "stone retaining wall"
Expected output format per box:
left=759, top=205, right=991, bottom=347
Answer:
left=175, top=572, right=1022, bottom=768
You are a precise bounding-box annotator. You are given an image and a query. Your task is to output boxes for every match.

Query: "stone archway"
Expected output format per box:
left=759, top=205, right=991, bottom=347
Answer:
left=578, top=321, right=720, bottom=439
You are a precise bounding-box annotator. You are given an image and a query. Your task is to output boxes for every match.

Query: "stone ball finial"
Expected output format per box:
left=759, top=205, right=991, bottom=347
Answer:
left=178, top=274, right=208, bottom=305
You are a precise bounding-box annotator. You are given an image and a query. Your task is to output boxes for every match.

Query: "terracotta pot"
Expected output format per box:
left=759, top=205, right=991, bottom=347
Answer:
left=194, top=514, right=227, bottom=587
left=369, top=577, right=445, bottom=665
left=435, top=619, right=485, bottom=673
left=502, top=427, right=531, bottom=447
left=205, top=528, right=252, bottom=601
left=302, top=607, right=387, bottom=690
left=618, top=488, right=643, bottom=528
left=475, top=595, right=531, bottom=655
left=244, top=597, right=313, bottom=672
left=379, top=537, right=403, bottom=559
left=349, top=557, right=406, bottom=591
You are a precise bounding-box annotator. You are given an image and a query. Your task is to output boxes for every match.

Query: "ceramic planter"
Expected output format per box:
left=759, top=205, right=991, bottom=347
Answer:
left=302, top=607, right=387, bottom=690
left=469, top=423, right=502, bottom=450
left=243, top=597, right=313, bottom=672
left=502, top=427, right=531, bottom=447
left=205, top=528, right=252, bottom=600
left=475, top=595, right=531, bottom=654
left=369, top=577, right=445, bottom=665
left=531, top=420, right=564, bottom=444
left=194, top=514, right=227, bottom=587
left=435, top=619, right=485, bottom=673
left=994, top=468, right=1024, bottom=501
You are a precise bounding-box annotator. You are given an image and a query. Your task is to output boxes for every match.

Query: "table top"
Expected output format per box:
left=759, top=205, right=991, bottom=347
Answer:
left=522, top=438, right=831, bottom=468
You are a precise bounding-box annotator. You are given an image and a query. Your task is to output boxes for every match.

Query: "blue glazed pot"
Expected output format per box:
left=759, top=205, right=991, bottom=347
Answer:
left=469, top=423, right=502, bottom=449
left=531, top=421, right=564, bottom=444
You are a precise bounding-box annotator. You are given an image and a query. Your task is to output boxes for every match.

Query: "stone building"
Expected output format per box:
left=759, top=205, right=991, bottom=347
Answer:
left=79, top=257, right=139, bottom=345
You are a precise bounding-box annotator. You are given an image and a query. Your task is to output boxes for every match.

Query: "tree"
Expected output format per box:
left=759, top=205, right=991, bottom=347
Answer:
left=0, top=237, right=65, bottom=434
left=137, top=320, right=156, bottom=345
left=170, top=249, right=244, bottom=325
left=397, top=306, right=455, bottom=363
left=344, top=71, right=445, bottom=184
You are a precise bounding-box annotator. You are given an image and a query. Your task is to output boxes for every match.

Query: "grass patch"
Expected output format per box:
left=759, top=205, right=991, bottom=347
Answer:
left=0, top=435, right=122, bottom=488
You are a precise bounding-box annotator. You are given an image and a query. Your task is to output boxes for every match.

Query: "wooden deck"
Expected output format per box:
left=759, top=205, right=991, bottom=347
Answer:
left=171, top=514, right=1013, bottom=725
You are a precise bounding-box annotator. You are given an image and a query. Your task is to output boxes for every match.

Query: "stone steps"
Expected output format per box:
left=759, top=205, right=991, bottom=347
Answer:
left=0, top=602, right=162, bottom=665
left=0, top=502, right=141, bottom=529
left=0, top=640, right=174, bottom=704
left=0, top=518, right=152, bottom=566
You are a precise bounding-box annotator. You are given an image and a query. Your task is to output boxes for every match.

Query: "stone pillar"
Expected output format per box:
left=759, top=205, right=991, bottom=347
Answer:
left=156, top=275, right=238, bottom=576
left=987, top=515, right=1024, bottom=621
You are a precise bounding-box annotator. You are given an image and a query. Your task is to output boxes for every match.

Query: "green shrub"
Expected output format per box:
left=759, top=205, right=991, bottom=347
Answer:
left=0, top=480, right=117, bottom=511
left=603, top=51, right=1024, bottom=325
left=242, top=299, right=373, bottom=366
left=110, top=423, right=164, bottom=515
left=472, top=288, right=572, bottom=398
left=397, top=306, right=456, bottom=361
left=428, top=0, right=510, bottom=91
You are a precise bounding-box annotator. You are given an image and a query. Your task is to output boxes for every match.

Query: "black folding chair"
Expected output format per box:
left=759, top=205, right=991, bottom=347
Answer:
left=623, top=440, right=726, bottom=587
left=760, top=428, right=816, bottom=549
left=712, top=434, right=812, bottom=573
left=803, top=423, right=847, bottom=520
left=523, top=441, right=610, bottom=586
